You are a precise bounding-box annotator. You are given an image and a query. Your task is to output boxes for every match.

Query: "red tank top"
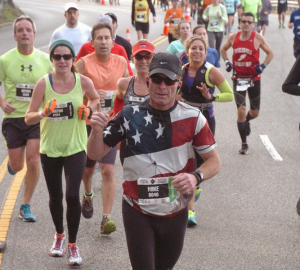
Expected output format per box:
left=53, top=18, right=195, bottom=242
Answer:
left=232, top=31, right=260, bottom=81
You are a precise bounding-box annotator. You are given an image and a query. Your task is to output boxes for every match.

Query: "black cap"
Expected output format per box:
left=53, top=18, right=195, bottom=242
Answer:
left=149, top=52, right=182, bottom=80
left=105, top=13, right=117, bottom=23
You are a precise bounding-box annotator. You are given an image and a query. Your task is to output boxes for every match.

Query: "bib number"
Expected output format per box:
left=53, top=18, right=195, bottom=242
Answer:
left=128, top=95, right=147, bottom=105
left=236, top=78, right=254, bottom=91
left=137, top=177, right=178, bottom=205
left=16, top=84, right=35, bottom=102
left=101, top=90, right=116, bottom=114
left=210, top=20, right=219, bottom=28
left=297, top=26, right=300, bottom=35
left=136, top=13, right=146, bottom=22
left=171, top=18, right=181, bottom=25
left=47, top=101, right=74, bottom=122
left=279, top=0, right=286, bottom=4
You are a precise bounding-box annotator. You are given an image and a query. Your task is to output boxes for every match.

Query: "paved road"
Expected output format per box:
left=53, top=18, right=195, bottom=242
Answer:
left=0, top=0, right=300, bottom=269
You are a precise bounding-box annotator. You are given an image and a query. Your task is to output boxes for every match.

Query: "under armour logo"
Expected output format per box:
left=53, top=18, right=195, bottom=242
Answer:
left=21, top=65, right=33, bottom=72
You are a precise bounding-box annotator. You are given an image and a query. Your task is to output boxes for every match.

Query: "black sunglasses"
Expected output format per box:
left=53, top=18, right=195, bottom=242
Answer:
left=241, top=20, right=253, bottom=24
left=150, top=75, right=179, bottom=86
left=134, top=54, right=153, bottom=61
left=52, top=54, right=73, bottom=61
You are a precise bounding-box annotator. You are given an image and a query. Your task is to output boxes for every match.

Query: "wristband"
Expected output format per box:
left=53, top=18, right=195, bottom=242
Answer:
left=39, top=110, right=45, bottom=119
left=87, top=106, right=93, bottom=119
left=190, top=171, right=204, bottom=187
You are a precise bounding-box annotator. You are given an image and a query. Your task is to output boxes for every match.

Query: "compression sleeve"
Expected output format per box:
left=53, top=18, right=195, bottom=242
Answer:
left=113, top=94, right=124, bottom=117
left=215, top=80, right=234, bottom=102
left=282, top=56, right=300, bottom=96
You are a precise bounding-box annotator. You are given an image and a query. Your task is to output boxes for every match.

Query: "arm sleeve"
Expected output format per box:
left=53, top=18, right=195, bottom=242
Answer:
left=132, top=0, right=135, bottom=25
left=148, top=0, right=156, bottom=17
left=215, top=80, right=234, bottom=102
left=113, top=94, right=125, bottom=116
left=221, top=6, right=228, bottom=23
left=282, top=56, right=300, bottom=96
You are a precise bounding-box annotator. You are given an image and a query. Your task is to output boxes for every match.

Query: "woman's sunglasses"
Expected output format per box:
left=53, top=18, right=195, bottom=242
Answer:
left=134, top=54, right=153, bottom=61
left=150, top=75, right=179, bottom=86
left=52, top=54, right=73, bottom=61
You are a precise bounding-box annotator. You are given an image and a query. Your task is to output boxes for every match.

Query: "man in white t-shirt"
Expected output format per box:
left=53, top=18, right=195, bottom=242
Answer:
left=48, top=2, right=92, bottom=56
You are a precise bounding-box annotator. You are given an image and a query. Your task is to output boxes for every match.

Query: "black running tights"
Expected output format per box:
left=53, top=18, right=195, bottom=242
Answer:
left=41, top=151, right=86, bottom=243
left=122, top=199, right=188, bottom=270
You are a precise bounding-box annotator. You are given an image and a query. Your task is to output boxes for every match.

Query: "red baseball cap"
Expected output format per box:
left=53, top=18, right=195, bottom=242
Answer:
left=132, top=41, right=155, bottom=56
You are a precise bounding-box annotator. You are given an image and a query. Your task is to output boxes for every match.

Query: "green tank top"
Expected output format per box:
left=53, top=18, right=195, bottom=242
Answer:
left=40, top=73, right=87, bottom=157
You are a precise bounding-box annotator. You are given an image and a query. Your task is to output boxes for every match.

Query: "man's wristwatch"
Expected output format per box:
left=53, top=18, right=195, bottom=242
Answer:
left=210, top=93, right=216, bottom=101
left=190, top=171, right=204, bottom=187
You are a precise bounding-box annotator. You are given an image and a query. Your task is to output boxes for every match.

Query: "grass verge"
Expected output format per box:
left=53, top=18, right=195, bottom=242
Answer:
left=0, top=3, right=23, bottom=25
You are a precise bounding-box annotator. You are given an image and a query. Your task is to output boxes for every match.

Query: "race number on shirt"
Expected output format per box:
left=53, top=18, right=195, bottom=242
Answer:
left=47, top=101, right=74, bottom=122
left=137, top=177, right=178, bottom=205
left=236, top=78, right=254, bottom=91
left=101, top=90, right=116, bottom=114
left=16, top=84, right=35, bottom=102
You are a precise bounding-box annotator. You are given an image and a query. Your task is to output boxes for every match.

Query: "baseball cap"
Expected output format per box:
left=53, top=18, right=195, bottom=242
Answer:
left=49, top=38, right=76, bottom=59
left=96, top=15, right=113, bottom=26
left=64, top=2, right=78, bottom=12
left=105, top=13, right=117, bottom=23
left=132, top=41, right=155, bottom=56
left=149, top=52, right=182, bottom=80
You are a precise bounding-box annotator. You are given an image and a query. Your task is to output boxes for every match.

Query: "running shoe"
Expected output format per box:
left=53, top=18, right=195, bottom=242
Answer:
left=81, top=189, right=94, bottom=219
left=50, top=234, right=65, bottom=257
left=246, top=121, right=251, bottom=136
left=7, top=161, right=16, bottom=175
left=19, top=204, right=36, bottom=222
left=100, top=214, right=116, bottom=236
left=67, top=244, right=83, bottom=266
left=297, top=197, right=300, bottom=216
left=195, top=186, right=202, bottom=202
left=187, top=210, right=197, bottom=227
left=239, top=144, right=249, bottom=155
left=282, top=24, right=285, bottom=29
left=279, top=23, right=282, bottom=28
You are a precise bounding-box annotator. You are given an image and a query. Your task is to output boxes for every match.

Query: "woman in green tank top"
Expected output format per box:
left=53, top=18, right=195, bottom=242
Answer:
left=25, top=39, right=99, bottom=267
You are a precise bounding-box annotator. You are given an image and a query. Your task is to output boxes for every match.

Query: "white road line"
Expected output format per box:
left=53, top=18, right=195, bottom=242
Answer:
left=260, top=135, right=283, bottom=161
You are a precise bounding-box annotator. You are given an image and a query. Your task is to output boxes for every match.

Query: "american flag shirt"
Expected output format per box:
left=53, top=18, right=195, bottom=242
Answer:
left=103, top=99, right=217, bottom=217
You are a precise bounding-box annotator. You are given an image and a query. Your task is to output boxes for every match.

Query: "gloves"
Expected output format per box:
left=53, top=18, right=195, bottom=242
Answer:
left=78, top=105, right=92, bottom=120
left=42, top=98, right=56, bottom=117
left=225, top=60, right=233, bottom=72
left=254, top=63, right=267, bottom=74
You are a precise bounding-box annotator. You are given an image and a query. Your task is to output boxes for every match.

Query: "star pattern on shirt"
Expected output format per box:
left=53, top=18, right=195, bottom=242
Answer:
left=124, top=117, right=130, bottom=131
left=155, top=123, right=164, bottom=139
left=132, top=105, right=139, bottom=114
left=118, top=125, right=124, bottom=136
left=103, top=126, right=112, bottom=137
left=144, top=111, right=153, bottom=126
left=132, top=129, right=142, bottom=145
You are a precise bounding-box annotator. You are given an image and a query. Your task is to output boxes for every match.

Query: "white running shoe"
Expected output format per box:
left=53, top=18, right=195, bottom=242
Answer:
left=50, top=234, right=65, bottom=257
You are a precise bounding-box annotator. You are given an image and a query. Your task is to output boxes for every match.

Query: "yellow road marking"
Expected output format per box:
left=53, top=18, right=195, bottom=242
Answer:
left=0, top=157, right=8, bottom=185
left=0, top=163, right=27, bottom=270
left=152, top=36, right=168, bottom=47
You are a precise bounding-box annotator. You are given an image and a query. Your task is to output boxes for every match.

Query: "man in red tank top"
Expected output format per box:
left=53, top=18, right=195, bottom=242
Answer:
left=220, top=12, right=274, bottom=155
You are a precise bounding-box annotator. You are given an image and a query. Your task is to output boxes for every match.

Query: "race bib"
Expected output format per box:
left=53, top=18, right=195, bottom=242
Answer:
left=279, top=0, right=286, bottom=3
left=16, top=84, right=35, bottom=102
left=136, top=13, right=146, bottom=22
left=128, top=95, right=147, bottom=105
left=101, top=90, right=116, bottom=114
left=47, top=101, right=74, bottom=122
left=236, top=78, right=254, bottom=91
left=297, top=26, right=300, bottom=35
left=171, top=18, right=181, bottom=25
left=210, top=20, right=219, bottom=28
left=137, top=177, right=178, bottom=205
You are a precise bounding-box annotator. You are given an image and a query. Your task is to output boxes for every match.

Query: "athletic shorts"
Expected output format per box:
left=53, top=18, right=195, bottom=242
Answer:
left=2, top=117, right=40, bottom=149
left=135, top=21, right=149, bottom=34
left=257, top=20, right=269, bottom=27
left=233, top=79, right=261, bottom=110
left=228, top=13, right=235, bottom=17
left=278, top=3, right=287, bottom=14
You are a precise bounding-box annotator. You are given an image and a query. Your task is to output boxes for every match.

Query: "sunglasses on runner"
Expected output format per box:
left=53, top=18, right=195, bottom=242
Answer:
left=52, top=54, right=73, bottom=61
left=241, top=20, right=253, bottom=24
left=134, top=54, right=153, bottom=61
left=150, top=75, right=179, bottom=86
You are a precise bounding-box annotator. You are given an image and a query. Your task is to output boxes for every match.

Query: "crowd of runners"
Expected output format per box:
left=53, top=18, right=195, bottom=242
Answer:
left=0, top=0, right=299, bottom=268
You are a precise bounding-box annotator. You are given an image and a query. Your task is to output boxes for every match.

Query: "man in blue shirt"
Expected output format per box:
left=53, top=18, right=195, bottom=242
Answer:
left=288, top=2, right=300, bottom=58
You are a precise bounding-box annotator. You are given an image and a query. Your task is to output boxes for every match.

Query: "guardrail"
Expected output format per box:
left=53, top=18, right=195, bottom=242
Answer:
left=270, top=1, right=298, bottom=13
